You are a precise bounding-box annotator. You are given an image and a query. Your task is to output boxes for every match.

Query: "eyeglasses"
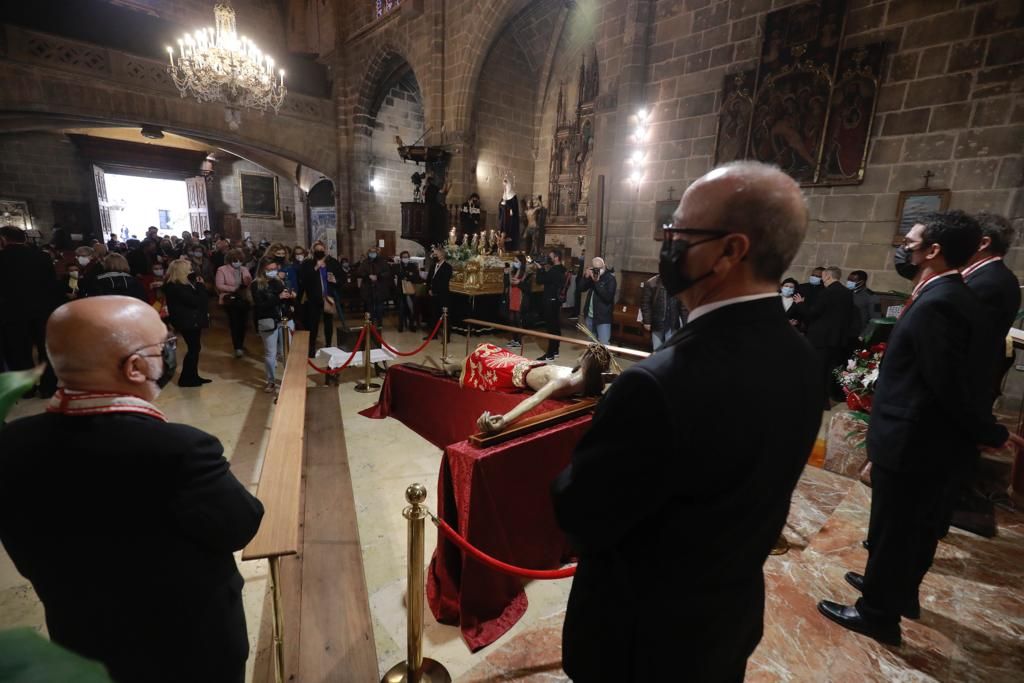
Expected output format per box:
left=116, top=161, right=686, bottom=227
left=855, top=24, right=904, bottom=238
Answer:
left=662, top=227, right=730, bottom=238
left=120, top=335, right=177, bottom=365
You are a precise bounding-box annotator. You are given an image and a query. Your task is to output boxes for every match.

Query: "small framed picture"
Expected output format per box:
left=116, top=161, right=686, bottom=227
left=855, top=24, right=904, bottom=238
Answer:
left=240, top=172, right=279, bottom=218
left=653, top=199, right=678, bottom=241
left=893, top=189, right=950, bottom=245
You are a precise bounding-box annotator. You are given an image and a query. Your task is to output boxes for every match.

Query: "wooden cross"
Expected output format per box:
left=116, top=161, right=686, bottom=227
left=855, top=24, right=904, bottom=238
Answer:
left=921, top=170, right=934, bottom=189
left=666, top=186, right=677, bottom=200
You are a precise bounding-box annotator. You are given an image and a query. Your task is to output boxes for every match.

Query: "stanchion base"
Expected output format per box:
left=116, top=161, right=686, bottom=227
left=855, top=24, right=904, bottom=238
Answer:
left=355, top=382, right=381, bottom=393
left=381, top=659, right=451, bottom=683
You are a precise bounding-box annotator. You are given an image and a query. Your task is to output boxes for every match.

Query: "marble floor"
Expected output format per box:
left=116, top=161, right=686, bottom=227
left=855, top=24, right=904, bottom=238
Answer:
left=2, top=315, right=1023, bottom=682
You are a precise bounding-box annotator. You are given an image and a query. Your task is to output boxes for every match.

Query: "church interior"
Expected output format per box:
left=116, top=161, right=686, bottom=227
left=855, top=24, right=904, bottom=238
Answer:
left=0, top=0, right=1023, bottom=681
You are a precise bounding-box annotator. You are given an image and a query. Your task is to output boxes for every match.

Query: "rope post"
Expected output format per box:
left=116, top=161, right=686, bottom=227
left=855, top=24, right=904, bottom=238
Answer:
left=269, top=556, right=285, bottom=683
left=381, top=484, right=451, bottom=683
left=355, top=313, right=380, bottom=393
left=441, top=307, right=450, bottom=362
left=280, top=317, right=291, bottom=359
left=465, top=319, right=471, bottom=357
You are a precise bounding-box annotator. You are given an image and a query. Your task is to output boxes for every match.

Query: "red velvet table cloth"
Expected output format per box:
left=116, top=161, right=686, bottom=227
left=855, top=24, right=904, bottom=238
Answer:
left=426, top=415, right=592, bottom=651
left=359, top=363, right=567, bottom=448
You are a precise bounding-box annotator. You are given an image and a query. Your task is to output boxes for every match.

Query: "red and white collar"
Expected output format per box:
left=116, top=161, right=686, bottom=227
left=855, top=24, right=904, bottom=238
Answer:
left=961, top=256, right=1002, bottom=278
left=911, top=270, right=959, bottom=300
left=47, top=389, right=167, bottom=422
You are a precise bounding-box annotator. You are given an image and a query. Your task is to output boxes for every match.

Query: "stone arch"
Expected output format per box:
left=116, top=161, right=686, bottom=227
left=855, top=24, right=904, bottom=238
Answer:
left=353, top=44, right=431, bottom=140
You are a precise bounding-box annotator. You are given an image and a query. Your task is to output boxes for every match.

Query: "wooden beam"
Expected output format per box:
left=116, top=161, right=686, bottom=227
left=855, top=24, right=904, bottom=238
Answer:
left=461, top=318, right=650, bottom=361
left=243, top=331, right=310, bottom=561
left=469, top=398, right=598, bottom=448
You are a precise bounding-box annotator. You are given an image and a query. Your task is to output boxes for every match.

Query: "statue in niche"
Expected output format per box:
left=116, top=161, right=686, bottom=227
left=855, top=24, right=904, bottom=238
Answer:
left=498, top=176, right=520, bottom=249
left=578, top=137, right=595, bottom=204
left=522, top=195, right=547, bottom=256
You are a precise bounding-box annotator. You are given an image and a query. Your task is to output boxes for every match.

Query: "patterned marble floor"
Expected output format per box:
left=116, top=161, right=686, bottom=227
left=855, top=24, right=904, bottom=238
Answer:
left=2, top=317, right=1022, bottom=682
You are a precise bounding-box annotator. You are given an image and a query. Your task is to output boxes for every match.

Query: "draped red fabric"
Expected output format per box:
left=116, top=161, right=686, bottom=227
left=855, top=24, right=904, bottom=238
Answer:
left=426, top=415, right=592, bottom=651
left=358, top=364, right=567, bottom=449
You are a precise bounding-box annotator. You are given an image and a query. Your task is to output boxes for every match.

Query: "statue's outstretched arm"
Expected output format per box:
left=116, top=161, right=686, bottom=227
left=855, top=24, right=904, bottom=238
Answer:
left=477, top=375, right=574, bottom=434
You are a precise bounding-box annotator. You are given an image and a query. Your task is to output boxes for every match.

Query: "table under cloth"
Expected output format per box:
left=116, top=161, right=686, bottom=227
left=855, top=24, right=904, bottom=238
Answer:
left=426, top=415, right=592, bottom=651
left=359, top=363, right=568, bottom=448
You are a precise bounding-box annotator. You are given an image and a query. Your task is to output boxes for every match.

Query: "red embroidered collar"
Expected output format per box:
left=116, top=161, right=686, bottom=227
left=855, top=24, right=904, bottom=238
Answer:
left=46, top=389, right=167, bottom=422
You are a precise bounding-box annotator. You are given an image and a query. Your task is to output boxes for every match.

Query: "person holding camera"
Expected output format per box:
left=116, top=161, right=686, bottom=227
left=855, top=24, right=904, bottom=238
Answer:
left=579, top=257, right=617, bottom=345
left=215, top=248, right=252, bottom=358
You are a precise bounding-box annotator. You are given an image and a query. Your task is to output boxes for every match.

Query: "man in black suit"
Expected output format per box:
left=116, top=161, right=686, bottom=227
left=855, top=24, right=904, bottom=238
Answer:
left=962, top=212, right=1021, bottom=400
left=425, top=245, right=452, bottom=342
left=0, top=296, right=264, bottom=683
left=535, top=249, right=567, bottom=360
left=552, top=162, right=822, bottom=682
left=847, top=270, right=879, bottom=342
left=796, top=265, right=825, bottom=307
left=817, top=211, right=1023, bottom=646
left=797, top=265, right=855, bottom=407
left=0, top=225, right=59, bottom=396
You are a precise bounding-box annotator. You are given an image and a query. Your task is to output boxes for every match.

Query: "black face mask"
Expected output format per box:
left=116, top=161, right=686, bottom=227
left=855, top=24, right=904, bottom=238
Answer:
left=274, top=256, right=285, bottom=264
left=893, top=245, right=919, bottom=281
left=130, top=339, right=176, bottom=389
left=659, top=233, right=728, bottom=296
left=314, top=250, right=326, bottom=259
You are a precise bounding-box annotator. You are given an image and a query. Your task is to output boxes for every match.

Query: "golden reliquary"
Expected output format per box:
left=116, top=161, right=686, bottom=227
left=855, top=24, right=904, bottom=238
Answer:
left=450, top=260, right=505, bottom=296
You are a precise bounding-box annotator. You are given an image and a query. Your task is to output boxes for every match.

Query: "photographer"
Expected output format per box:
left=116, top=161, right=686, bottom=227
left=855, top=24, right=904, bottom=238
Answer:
left=579, top=256, right=616, bottom=344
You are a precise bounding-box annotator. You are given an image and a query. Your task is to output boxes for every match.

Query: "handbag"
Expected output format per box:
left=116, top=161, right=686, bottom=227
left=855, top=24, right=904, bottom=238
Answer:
left=323, top=295, right=336, bottom=316
left=257, top=318, right=277, bottom=333
left=402, top=279, right=416, bottom=296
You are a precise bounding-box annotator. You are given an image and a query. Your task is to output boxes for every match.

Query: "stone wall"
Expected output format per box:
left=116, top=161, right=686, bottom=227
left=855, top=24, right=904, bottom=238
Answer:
left=474, top=32, right=539, bottom=229
left=363, top=76, right=426, bottom=256
left=0, top=132, right=92, bottom=236
left=212, top=158, right=306, bottom=246
left=614, top=0, right=1024, bottom=292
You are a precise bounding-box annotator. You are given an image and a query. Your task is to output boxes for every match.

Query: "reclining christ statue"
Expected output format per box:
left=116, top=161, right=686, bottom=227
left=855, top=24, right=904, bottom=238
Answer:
left=428, top=342, right=613, bottom=434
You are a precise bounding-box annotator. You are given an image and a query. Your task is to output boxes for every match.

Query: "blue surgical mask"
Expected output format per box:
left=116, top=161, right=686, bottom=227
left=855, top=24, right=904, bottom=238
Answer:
left=809, top=275, right=822, bottom=286
left=266, top=270, right=279, bottom=279
left=401, top=258, right=409, bottom=264
left=846, top=280, right=858, bottom=290
left=781, top=286, right=795, bottom=297
left=368, top=252, right=378, bottom=260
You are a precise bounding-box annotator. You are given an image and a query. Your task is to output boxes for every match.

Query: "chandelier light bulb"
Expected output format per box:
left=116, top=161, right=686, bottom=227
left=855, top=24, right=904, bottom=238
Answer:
left=637, top=108, right=648, bottom=122
left=629, top=170, right=643, bottom=186
left=631, top=150, right=645, bottom=165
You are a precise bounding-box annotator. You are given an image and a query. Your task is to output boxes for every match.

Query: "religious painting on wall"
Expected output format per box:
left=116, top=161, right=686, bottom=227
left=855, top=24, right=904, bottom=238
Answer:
left=893, top=189, right=950, bottom=246
left=818, top=43, right=886, bottom=185
left=733, top=0, right=852, bottom=185
left=310, top=206, right=338, bottom=255
left=240, top=172, right=279, bottom=218
left=713, top=70, right=756, bottom=166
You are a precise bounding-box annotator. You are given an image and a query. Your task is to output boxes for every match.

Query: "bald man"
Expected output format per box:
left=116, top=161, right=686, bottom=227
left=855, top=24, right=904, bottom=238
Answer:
left=0, top=297, right=264, bottom=683
left=552, top=162, right=822, bottom=682
left=578, top=256, right=617, bottom=345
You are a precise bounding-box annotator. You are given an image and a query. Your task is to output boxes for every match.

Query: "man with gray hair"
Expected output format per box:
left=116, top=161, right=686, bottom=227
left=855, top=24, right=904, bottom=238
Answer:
left=553, top=161, right=822, bottom=681
left=796, top=264, right=855, bottom=408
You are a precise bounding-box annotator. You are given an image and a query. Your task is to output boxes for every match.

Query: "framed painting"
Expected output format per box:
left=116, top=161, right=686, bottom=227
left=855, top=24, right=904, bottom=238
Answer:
left=817, top=43, right=886, bottom=185
left=893, top=189, right=950, bottom=246
left=653, top=199, right=678, bottom=241
left=713, top=70, right=756, bottom=167
left=240, top=172, right=279, bottom=218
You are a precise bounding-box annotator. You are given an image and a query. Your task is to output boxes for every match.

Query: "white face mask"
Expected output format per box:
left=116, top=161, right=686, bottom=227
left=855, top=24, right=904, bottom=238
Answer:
left=295, top=254, right=305, bottom=262
left=68, top=271, right=79, bottom=279
left=77, top=256, right=91, bottom=266
left=266, top=270, right=279, bottom=279
left=781, top=286, right=795, bottom=297
left=153, top=269, right=164, bottom=277
left=401, top=258, right=409, bottom=264
left=232, top=261, right=241, bottom=268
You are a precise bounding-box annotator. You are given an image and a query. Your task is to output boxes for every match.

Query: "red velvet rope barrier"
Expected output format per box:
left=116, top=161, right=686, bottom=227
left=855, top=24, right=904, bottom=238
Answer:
left=370, top=316, right=443, bottom=357
left=432, top=514, right=577, bottom=580
left=305, top=327, right=367, bottom=375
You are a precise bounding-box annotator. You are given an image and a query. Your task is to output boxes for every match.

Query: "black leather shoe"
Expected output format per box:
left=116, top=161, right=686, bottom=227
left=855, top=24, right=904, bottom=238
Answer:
left=842, top=573, right=920, bottom=620
left=198, top=377, right=213, bottom=384
left=862, top=539, right=870, bottom=550
left=817, top=600, right=901, bottom=646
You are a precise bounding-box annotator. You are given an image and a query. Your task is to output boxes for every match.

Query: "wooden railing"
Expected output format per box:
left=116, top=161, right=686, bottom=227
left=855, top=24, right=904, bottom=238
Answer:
left=462, top=318, right=651, bottom=361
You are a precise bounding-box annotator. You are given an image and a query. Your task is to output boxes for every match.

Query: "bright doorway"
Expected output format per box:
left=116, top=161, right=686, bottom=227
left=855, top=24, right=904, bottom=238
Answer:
left=104, top=173, right=190, bottom=240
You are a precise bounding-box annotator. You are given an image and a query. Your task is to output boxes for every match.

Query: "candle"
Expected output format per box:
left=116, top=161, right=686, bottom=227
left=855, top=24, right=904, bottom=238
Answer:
left=449, top=227, right=456, bottom=244
left=167, top=46, right=174, bottom=66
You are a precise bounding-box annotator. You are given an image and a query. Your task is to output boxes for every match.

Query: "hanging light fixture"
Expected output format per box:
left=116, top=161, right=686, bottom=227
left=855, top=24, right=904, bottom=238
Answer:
left=166, top=2, right=286, bottom=130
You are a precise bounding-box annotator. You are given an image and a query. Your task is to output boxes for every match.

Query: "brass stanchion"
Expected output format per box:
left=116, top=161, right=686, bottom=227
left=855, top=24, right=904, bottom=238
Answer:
left=441, top=307, right=450, bottom=362
left=269, top=556, right=285, bottom=683
left=280, top=317, right=291, bottom=358
left=355, top=312, right=380, bottom=393
left=382, top=484, right=451, bottom=683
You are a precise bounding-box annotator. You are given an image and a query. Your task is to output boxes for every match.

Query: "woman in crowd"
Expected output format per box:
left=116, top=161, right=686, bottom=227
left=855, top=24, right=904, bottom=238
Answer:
left=780, top=277, right=803, bottom=330
left=252, top=256, right=295, bottom=392
left=188, top=243, right=215, bottom=290
left=216, top=248, right=253, bottom=358
left=395, top=250, right=421, bottom=333
left=163, top=258, right=211, bottom=387
left=506, top=254, right=532, bottom=348
left=300, top=240, right=337, bottom=357
left=78, top=253, right=148, bottom=301
left=285, top=245, right=306, bottom=329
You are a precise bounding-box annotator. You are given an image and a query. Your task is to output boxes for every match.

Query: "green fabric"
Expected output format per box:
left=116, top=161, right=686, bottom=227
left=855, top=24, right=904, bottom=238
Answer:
left=0, top=367, right=43, bottom=424
left=861, top=318, right=897, bottom=347
left=0, top=629, right=113, bottom=682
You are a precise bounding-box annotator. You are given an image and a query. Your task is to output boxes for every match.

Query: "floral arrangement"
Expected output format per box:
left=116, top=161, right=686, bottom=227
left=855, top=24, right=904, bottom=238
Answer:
left=442, top=228, right=507, bottom=264
left=833, top=343, right=887, bottom=414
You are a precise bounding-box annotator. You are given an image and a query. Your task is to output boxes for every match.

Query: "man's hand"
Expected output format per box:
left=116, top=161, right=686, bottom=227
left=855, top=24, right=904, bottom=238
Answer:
left=477, top=411, right=506, bottom=434
left=643, top=324, right=651, bottom=332
left=369, top=274, right=377, bottom=282
left=327, top=273, right=337, bottom=284
left=792, top=293, right=804, bottom=304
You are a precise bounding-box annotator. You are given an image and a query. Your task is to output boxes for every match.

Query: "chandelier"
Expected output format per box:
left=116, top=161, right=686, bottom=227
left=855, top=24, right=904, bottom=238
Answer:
left=167, top=2, right=286, bottom=130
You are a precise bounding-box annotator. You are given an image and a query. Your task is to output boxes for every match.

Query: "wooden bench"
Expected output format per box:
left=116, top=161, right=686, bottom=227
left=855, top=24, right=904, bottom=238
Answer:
left=243, top=331, right=377, bottom=682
